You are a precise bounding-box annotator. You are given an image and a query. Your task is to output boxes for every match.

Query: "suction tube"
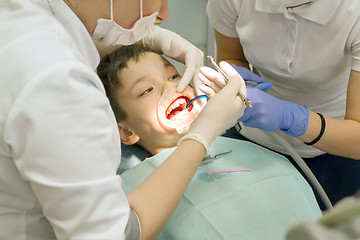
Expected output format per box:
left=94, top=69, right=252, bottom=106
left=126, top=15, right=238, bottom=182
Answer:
left=264, top=130, right=333, bottom=210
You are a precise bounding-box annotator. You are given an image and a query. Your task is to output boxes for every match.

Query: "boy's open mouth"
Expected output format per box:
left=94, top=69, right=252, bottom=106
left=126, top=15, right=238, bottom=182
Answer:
left=165, top=96, right=193, bottom=120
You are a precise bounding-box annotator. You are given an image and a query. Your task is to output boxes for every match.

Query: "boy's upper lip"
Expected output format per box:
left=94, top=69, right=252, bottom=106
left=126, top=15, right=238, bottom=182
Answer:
left=158, top=88, right=196, bottom=118
left=163, top=92, right=193, bottom=111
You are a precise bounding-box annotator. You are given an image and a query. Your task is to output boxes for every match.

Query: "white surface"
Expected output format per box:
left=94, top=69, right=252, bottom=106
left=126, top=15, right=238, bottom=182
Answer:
left=0, top=1, right=132, bottom=239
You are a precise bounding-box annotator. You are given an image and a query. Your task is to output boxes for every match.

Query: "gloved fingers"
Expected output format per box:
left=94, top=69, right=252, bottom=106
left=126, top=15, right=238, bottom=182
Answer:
left=252, top=81, right=273, bottom=92
left=197, top=70, right=223, bottom=94
left=237, top=107, right=252, bottom=122
left=198, top=84, right=216, bottom=98
left=174, top=43, right=204, bottom=93
left=216, top=75, right=246, bottom=118
left=218, top=74, right=245, bottom=106
left=177, top=60, right=196, bottom=92
left=177, top=62, right=205, bottom=94
left=143, top=26, right=169, bottom=53
left=147, top=27, right=207, bottom=95
left=192, top=67, right=205, bottom=95
left=161, top=35, right=183, bottom=59
left=220, top=61, right=247, bottom=98
left=199, top=66, right=227, bottom=90
left=231, top=64, right=266, bottom=84
left=187, top=66, right=247, bottom=150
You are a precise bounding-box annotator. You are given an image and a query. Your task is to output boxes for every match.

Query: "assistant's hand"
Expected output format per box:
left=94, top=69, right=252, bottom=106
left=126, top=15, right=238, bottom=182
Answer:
left=238, top=87, right=310, bottom=137
left=142, top=26, right=204, bottom=94
left=179, top=61, right=246, bottom=152
left=231, top=64, right=273, bottom=92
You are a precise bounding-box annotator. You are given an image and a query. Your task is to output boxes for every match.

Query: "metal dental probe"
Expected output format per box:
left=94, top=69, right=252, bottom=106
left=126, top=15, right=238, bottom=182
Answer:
left=207, top=56, right=253, bottom=108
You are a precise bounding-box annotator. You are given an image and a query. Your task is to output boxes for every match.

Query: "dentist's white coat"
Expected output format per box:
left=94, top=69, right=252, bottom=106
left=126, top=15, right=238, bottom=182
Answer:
left=0, top=1, right=136, bottom=239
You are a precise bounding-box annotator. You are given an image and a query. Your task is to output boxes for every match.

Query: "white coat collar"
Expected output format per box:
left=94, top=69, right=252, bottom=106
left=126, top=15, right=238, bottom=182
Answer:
left=47, top=1, right=100, bottom=70
left=255, top=0, right=342, bottom=25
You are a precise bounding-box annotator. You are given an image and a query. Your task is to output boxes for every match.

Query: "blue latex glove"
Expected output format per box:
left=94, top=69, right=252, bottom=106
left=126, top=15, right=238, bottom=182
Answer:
left=238, top=87, right=310, bottom=137
left=231, top=64, right=272, bottom=92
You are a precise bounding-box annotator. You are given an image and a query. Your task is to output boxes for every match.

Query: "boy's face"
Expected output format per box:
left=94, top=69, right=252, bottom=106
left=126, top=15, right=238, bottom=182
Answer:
left=116, top=52, right=198, bottom=155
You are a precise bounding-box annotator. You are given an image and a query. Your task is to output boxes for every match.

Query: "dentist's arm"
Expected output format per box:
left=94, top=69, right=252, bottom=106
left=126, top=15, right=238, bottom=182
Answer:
left=94, top=40, right=121, bottom=59
left=127, top=63, right=247, bottom=240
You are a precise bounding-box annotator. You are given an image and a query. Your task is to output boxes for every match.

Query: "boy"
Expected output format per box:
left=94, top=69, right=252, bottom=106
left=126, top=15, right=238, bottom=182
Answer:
left=97, top=45, right=322, bottom=240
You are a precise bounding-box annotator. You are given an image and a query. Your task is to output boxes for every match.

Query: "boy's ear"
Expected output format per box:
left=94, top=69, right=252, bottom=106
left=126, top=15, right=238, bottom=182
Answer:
left=117, top=122, right=140, bottom=145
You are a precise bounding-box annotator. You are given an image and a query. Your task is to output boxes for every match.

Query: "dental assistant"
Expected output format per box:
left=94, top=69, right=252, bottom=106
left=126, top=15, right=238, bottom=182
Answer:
left=204, top=0, right=360, bottom=206
left=0, top=0, right=246, bottom=239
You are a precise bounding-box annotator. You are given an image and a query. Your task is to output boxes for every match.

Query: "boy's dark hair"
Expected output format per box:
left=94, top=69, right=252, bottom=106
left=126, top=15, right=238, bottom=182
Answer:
left=97, top=44, right=160, bottom=122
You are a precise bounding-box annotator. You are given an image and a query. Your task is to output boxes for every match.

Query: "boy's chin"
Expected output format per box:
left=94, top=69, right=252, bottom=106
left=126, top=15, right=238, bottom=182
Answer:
left=169, top=125, right=190, bottom=136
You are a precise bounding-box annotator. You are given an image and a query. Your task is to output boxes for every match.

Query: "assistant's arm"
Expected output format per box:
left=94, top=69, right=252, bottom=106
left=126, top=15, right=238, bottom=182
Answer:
left=298, top=70, right=360, bottom=159
left=215, top=30, right=249, bottom=69
left=216, top=31, right=360, bottom=159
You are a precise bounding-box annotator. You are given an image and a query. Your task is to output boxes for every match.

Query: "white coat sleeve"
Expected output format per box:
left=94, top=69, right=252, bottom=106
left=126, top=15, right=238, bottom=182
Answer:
left=349, top=12, right=360, bottom=72
left=5, top=60, right=139, bottom=239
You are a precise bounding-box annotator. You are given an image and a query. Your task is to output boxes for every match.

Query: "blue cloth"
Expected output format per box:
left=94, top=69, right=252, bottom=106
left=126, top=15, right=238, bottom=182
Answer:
left=120, top=136, right=321, bottom=240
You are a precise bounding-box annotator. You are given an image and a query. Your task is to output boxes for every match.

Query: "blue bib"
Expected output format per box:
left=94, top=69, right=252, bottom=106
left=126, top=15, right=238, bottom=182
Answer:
left=121, top=137, right=321, bottom=240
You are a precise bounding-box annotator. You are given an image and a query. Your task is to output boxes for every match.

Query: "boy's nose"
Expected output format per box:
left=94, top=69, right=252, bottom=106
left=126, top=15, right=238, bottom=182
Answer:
left=162, top=82, right=177, bottom=95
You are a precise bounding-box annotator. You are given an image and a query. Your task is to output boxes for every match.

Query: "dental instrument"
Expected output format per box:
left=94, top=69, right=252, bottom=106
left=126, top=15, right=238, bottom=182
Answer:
left=208, top=169, right=251, bottom=176
left=202, top=150, right=232, bottom=165
left=237, top=124, right=333, bottom=209
left=264, top=130, right=333, bottom=209
left=184, top=95, right=208, bottom=110
left=207, top=56, right=253, bottom=108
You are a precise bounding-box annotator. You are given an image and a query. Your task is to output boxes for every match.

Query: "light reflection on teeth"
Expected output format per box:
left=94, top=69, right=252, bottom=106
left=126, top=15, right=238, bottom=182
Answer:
left=158, top=85, right=206, bottom=133
left=165, top=98, right=188, bottom=118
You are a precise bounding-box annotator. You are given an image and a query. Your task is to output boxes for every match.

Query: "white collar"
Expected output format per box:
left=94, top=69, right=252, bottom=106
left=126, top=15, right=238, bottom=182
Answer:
left=255, top=0, right=342, bottom=25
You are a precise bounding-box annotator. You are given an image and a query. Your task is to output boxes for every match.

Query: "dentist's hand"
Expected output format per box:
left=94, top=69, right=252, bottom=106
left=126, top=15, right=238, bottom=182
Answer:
left=238, top=87, right=310, bottom=137
left=178, top=61, right=246, bottom=153
left=142, top=26, right=204, bottom=94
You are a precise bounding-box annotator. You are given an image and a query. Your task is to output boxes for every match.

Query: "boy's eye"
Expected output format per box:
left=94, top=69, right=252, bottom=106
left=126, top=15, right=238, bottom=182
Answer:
left=140, top=87, right=153, bottom=97
left=169, top=73, right=180, bottom=81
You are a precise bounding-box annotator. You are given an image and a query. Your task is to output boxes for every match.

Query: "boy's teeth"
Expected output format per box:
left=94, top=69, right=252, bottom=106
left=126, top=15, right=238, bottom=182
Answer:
left=166, top=98, right=187, bottom=117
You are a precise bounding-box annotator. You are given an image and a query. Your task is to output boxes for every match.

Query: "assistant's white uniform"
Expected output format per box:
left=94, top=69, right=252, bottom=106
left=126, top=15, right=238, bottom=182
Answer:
left=207, top=0, right=360, bottom=157
left=0, top=1, right=139, bottom=239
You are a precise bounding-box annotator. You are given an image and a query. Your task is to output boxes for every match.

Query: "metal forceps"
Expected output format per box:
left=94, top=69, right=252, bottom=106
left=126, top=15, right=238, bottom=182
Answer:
left=207, top=56, right=253, bottom=108
left=202, top=150, right=233, bottom=165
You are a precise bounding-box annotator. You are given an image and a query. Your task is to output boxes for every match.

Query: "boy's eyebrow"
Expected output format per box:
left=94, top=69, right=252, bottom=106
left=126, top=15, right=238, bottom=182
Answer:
left=129, top=76, right=148, bottom=93
left=128, top=62, right=174, bottom=92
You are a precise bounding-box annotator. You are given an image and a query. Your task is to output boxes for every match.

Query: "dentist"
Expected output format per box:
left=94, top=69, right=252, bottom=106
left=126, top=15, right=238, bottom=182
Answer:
left=0, top=0, right=245, bottom=239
